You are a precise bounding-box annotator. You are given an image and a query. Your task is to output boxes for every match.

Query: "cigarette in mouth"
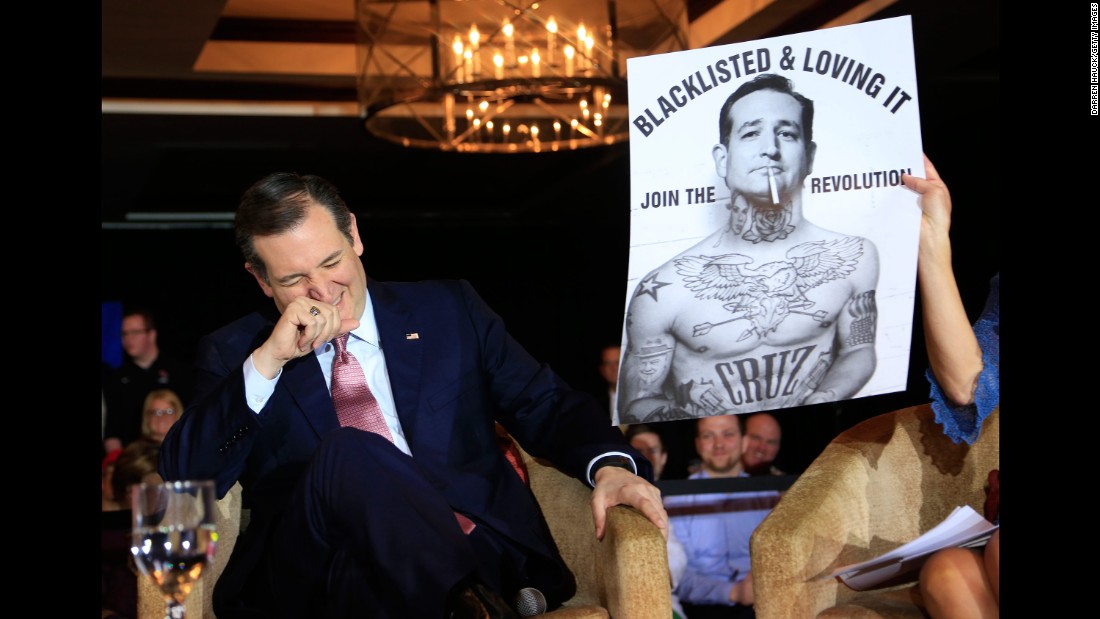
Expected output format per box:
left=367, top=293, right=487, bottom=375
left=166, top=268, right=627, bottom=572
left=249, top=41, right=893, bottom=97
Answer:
left=767, top=167, right=780, bottom=205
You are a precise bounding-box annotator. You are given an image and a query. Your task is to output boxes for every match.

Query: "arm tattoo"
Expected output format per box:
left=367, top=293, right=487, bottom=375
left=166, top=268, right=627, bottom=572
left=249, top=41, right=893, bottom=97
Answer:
left=845, top=290, right=877, bottom=347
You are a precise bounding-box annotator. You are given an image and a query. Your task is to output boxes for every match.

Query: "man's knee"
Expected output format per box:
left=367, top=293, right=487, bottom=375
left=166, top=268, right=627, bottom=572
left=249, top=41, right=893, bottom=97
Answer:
left=307, top=428, right=408, bottom=498
left=315, top=428, right=396, bottom=466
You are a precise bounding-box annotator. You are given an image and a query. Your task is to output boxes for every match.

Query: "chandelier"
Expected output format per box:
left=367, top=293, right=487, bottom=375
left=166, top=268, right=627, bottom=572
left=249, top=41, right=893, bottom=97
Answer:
left=355, top=0, right=689, bottom=153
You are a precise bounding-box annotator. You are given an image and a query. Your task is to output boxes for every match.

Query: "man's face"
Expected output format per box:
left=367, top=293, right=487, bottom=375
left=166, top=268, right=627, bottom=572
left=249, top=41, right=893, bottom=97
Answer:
left=695, top=415, right=743, bottom=476
left=248, top=202, right=368, bottom=325
left=121, top=315, right=155, bottom=359
left=638, top=352, right=670, bottom=380
left=629, top=431, right=668, bottom=480
left=741, top=414, right=781, bottom=472
left=713, top=89, right=816, bottom=203
left=600, top=346, right=621, bottom=388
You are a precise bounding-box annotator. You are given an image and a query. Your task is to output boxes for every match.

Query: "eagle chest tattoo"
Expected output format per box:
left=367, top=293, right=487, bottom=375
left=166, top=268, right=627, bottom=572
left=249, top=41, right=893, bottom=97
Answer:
left=673, top=237, right=866, bottom=342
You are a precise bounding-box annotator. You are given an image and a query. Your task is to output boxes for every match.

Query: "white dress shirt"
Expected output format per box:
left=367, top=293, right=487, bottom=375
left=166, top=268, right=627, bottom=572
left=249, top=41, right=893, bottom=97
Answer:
left=242, top=287, right=411, bottom=455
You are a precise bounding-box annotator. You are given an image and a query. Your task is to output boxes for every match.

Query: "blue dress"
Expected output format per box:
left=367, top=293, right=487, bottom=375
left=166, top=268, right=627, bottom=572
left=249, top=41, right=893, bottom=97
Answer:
left=926, top=273, right=1000, bottom=445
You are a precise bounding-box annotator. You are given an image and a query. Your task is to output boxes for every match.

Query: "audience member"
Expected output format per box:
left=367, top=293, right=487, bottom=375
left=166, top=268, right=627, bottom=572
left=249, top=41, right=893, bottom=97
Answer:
left=655, top=418, right=701, bottom=480
left=626, top=424, right=688, bottom=619
left=103, top=306, right=194, bottom=453
left=625, top=424, right=667, bottom=477
left=112, top=439, right=164, bottom=507
left=665, top=415, right=781, bottom=619
left=139, top=388, right=185, bottom=445
left=904, top=156, right=999, bottom=619
left=598, top=343, right=621, bottom=418
left=158, top=172, right=667, bottom=619
left=101, top=361, right=112, bottom=446
left=101, top=448, right=123, bottom=511
left=102, top=439, right=163, bottom=619
left=740, top=413, right=784, bottom=476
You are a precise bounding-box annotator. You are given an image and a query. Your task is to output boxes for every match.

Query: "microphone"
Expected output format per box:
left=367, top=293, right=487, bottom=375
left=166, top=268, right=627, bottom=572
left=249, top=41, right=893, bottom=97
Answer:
left=512, top=587, right=547, bottom=617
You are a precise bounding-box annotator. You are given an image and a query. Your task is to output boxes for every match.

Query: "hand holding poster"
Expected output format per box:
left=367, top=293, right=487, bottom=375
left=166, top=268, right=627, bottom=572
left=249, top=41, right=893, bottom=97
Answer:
left=616, top=16, right=923, bottom=424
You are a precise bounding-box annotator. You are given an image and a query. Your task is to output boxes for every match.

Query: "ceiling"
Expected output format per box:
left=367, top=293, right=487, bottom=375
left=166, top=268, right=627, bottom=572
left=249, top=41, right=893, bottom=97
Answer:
left=102, top=0, right=999, bottom=111
left=101, top=0, right=999, bottom=224
left=103, top=0, right=920, bottom=110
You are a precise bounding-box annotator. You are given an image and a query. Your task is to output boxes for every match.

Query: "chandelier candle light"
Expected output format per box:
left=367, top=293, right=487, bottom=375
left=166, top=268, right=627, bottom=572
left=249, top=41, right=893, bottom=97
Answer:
left=356, top=0, right=688, bottom=153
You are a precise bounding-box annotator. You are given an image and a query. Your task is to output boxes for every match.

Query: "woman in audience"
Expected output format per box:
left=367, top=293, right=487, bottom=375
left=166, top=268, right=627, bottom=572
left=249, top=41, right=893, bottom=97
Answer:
left=110, top=439, right=164, bottom=508
left=903, top=155, right=998, bottom=619
left=139, top=388, right=185, bottom=444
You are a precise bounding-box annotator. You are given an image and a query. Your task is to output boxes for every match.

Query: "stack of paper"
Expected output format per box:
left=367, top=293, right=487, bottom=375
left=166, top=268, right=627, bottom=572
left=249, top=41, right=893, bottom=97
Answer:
left=829, top=505, right=998, bottom=591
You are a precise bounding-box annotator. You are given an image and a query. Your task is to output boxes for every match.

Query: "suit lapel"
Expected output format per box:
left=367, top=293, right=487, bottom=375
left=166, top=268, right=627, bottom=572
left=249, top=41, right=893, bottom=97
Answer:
left=369, top=280, right=424, bottom=444
left=281, top=352, right=340, bottom=438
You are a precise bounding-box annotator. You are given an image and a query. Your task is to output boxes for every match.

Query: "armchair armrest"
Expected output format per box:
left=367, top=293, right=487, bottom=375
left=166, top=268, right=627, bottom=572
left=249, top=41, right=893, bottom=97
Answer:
left=597, top=505, right=673, bottom=619
left=524, top=448, right=672, bottom=619
left=750, top=404, right=999, bottom=619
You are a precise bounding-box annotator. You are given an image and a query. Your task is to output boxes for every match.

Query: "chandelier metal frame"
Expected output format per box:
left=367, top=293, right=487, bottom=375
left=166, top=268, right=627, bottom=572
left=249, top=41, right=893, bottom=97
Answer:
left=355, top=0, right=688, bottom=153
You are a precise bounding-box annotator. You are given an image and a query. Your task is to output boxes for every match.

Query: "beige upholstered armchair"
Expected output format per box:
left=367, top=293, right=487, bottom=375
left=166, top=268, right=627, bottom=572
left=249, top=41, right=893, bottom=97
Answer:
left=750, top=403, right=999, bottom=619
left=139, top=444, right=672, bottom=619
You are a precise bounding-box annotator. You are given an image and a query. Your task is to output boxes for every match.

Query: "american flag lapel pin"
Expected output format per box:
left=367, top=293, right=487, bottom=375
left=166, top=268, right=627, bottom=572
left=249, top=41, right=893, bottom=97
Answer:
left=405, top=332, right=420, bottom=340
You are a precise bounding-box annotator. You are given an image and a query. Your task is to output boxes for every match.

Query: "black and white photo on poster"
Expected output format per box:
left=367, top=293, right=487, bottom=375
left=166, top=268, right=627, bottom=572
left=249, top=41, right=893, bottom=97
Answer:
left=615, top=16, right=923, bottom=425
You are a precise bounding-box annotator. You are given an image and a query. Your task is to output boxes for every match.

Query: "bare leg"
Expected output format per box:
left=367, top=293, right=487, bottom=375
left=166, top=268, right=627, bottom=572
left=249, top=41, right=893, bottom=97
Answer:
left=919, top=546, right=998, bottom=619
left=984, top=529, right=999, bottom=604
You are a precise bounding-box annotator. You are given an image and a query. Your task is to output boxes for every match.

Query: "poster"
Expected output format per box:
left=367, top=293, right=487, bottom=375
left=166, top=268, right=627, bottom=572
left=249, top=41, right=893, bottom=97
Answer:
left=616, top=16, right=923, bottom=424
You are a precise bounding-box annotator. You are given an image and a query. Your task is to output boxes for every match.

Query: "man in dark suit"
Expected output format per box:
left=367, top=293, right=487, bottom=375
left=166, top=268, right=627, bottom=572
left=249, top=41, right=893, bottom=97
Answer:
left=159, top=172, right=667, bottom=619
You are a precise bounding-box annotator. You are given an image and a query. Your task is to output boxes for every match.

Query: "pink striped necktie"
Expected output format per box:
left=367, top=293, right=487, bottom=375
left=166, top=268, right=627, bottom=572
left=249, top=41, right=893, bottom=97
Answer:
left=330, top=333, right=475, bottom=535
left=331, top=333, right=393, bottom=441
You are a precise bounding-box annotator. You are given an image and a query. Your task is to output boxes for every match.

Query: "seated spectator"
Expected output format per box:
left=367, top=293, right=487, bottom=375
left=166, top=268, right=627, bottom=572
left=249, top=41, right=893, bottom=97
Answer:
left=102, top=439, right=162, bottom=619
left=625, top=424, right=668, bottom=478
left=740, top=413, right=784, bottom=476
left=626, top=424, right=688, bottom=619
left=103, top=306, right=194, bottom=453
left=111, top=439, right=164, bottom=504
left=101, top=448, right=123, bottom=511
left=904, top=157, right=999, bottom=618
left=139, top=388, right=184, bottom=445
left=665, top=415, right=781, bottom=619
left=599, top=344, right=621, bottom=418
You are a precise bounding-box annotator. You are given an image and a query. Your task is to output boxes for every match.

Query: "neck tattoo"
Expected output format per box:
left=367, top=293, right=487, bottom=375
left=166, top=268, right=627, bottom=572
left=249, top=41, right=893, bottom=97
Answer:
left=741, top=202, right=795, bottom=243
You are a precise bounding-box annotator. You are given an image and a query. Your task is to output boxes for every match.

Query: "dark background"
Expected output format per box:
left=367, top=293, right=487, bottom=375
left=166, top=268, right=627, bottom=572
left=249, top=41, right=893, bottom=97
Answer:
left=101, top=2, right=999, bottom=477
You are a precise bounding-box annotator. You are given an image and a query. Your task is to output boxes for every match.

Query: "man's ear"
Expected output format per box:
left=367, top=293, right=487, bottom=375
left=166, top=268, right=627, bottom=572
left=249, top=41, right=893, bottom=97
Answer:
left=349, top=213, right=364, bottom=257
left=805, top=140, right=817, bottom=176
left=712, top=143, right=729, bottom=179
left=245, top=262, right=275, bottom=299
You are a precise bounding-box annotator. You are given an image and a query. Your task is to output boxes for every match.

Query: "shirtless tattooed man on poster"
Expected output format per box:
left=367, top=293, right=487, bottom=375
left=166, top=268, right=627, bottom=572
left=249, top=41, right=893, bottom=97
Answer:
left=619, top=74, right=880, bottom=423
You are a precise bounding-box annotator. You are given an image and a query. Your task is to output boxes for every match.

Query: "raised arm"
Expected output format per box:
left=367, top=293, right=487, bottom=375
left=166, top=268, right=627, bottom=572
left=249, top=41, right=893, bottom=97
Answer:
left=903, top=155, right=983, bottom=406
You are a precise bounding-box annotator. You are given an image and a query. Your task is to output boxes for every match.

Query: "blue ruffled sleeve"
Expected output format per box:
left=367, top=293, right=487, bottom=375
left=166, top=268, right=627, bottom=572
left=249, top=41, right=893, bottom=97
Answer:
left=926, top=273, right=1000, bottom=445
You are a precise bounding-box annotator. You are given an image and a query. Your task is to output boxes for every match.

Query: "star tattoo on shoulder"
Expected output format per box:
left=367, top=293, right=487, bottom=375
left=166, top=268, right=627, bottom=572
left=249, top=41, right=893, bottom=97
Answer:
left=636, top=272, right=671, bottom=301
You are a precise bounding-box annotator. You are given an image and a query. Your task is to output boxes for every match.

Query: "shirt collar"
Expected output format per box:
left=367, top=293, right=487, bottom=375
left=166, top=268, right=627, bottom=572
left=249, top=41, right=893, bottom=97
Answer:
left=315, top=286, right=380, bottom=356
left=348, top=285, right=381, bottom=349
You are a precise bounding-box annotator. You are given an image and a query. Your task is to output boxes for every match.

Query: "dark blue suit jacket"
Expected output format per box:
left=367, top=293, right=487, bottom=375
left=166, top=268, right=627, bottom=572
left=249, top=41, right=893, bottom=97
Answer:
left=160, top=278, right=649, bottom=616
